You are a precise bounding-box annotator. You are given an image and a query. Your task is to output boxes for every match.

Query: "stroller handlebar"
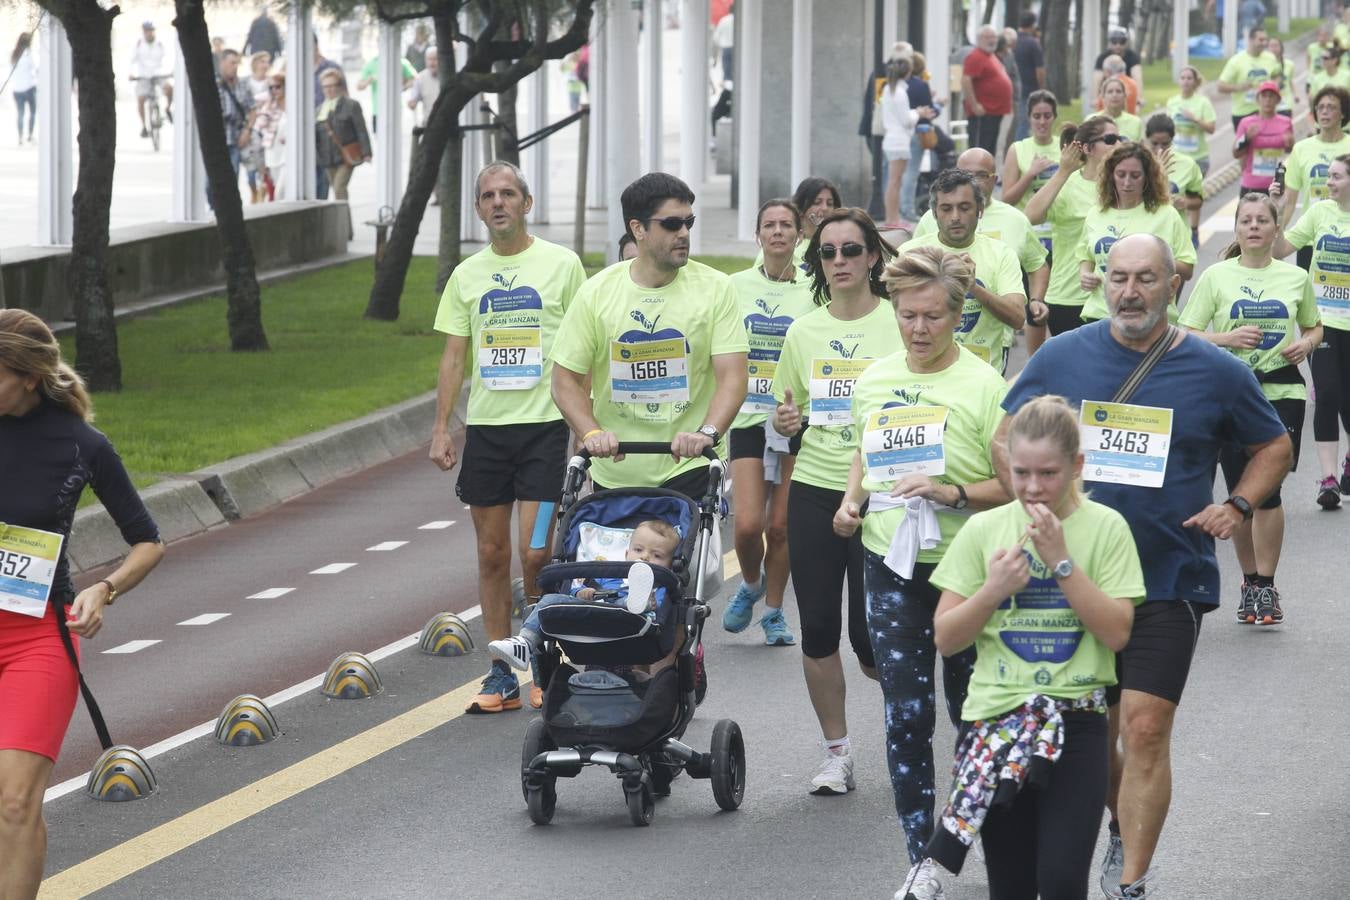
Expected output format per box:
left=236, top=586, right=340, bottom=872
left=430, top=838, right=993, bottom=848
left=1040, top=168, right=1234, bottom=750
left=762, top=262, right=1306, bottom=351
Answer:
left=573, top=442, right=721, bottom=464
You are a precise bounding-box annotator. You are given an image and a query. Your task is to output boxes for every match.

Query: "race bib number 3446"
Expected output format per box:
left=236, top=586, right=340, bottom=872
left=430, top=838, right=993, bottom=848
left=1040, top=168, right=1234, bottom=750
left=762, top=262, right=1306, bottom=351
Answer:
left=862, top=406, right=948, bottom=481
left=0, top=523, right=63, bottom=619
left=1079, top=401, right=1173, bottom=488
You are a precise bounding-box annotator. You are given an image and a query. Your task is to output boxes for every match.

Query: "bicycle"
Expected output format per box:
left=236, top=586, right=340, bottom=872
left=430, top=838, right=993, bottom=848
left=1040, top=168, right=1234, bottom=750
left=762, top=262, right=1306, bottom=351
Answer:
left=132, top=75, right=171, bottom=152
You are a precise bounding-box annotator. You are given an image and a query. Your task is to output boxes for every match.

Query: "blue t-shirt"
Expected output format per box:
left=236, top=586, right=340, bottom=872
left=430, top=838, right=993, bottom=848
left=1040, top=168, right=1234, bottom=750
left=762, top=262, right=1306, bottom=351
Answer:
left=1002, top=321, right=1286, bottom=607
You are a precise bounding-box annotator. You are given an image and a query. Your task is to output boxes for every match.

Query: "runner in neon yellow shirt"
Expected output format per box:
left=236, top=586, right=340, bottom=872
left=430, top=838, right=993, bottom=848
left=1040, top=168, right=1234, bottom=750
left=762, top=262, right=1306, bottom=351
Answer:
left=1144, top=114, right=1206, bottom=246
left=551, top=173, right=748, bottom=494
left=831, top=244, right=1009, bottom=894
left=1274, top=156, right=1350, bottom=510
left=1166, top=67, right=1217, bottom=173
left=916, top=148, right=1048, bottom=354
left=1217, top=27, right=1280, bottom=128
left=722, top=199, right=818, bottom=647
left=432, top=162, right=587, bottom=715
left=769, top=207, right=897, bottom=798
left=751, top=176, right=842, bottom=275
left=926, top=395, right=1141, bottom=893
left=906, top=169, right=1025, bottom=372
left=1025, top=116, right=1119, bottom=336
left=1076, top=143, right=1195, bottom=322
left=1279, top=87, right=1350, bottom=229
left=1307, top=51, right=1350, bottom=99
left=1100, top=76, right=1141, bottom=142
left=1002, top=92, right=1062, bottom=352
left=1181, top=193, right=1321, bottom=625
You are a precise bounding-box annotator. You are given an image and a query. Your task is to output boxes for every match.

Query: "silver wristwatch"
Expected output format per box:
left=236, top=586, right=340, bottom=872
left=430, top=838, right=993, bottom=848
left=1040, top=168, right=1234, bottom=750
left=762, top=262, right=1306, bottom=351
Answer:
left=1052, top=558, right=1074, bottom=579
left=697, top=424, right=720, bottom=443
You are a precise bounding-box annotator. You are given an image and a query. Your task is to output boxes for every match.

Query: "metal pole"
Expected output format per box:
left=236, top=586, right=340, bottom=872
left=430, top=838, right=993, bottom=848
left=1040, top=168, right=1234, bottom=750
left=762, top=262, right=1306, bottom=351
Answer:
left=1081, top=0, right=1103, bottom=116
left=284, top=4, right=316, bottom=201
left=1278, top=0, right=1290, bottom=37
left=736, top=0, right=762, bottom=240
left=790, top=0, right=813, bottom=189
left=460, top=99, right=486, bottom=243
left=924, top=0, right=952, bottom=129
left=645, top=0, right=665, bottom=172
left=883, top=0, right=898, bottom=50
left=587, top=12, right=607, bottom=209
left=526, top=67, right=549, bottom=223
left=1172, top=0, right=1191, bottom=85
left=1223, top=0, right=1238, bottom=58
left=37, top=15, right=73, bottom=245
left=376, top=24, right=403, bottom=212
left=575, top=107, right=590, bottom=257
left=606, top=0, right=641, bottom=263
left=679, top=0, right=708, bottom=254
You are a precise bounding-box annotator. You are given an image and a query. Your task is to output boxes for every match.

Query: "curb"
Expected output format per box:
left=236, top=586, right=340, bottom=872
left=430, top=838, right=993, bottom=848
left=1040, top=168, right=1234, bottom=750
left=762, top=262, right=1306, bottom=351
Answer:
left=69, top=388, right=464, bottom=575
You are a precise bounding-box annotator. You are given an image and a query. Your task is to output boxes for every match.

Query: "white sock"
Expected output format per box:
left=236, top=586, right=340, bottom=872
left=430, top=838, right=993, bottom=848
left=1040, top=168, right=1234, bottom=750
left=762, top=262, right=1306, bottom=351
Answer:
left=825, top=736, right=850, bottom=756
left=743, top=574, right=761, bottom=589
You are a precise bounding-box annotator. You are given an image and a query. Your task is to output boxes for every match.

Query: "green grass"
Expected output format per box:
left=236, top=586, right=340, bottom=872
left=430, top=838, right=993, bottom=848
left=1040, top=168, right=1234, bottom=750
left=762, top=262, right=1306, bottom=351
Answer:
left=66, top=253, right=753, bottom=499
left=581, top=253, right=751, bottom=277
left=1138, top=17, right=1322, bottom=113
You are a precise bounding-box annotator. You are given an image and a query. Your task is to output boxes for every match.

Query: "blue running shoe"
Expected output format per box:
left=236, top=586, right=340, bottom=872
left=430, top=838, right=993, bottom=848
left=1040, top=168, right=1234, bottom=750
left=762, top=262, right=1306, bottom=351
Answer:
left=465, top=661, right=522, bottom=714
left=760, top=608, right=796, bottom=646
left=722, top=572, right=766, bottom=633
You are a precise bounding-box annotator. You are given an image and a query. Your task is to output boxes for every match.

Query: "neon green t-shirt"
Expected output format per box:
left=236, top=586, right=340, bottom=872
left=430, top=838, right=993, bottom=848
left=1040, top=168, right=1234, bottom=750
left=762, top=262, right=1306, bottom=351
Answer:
left=930, top=498, right=1146, bottom=721
left=1166, top=93, right=1216, bottom=161
left=1011, top=137, right=1061, bottom=243
left=358, top=56, right=417, bottom=112
left=1284, top=199, right=1350, bottom=332
left=1308, top=67, right=1350, bottom=99
left=751, top=240, right=810, bottom=276
left=728, top=266, right=819, bottom=431
left=1110, top=111, right=1143, bottom=142
left=1164, top=153, right=1205, bottom=199
left=433, top=237, right=585, bottom=425
left=1178, top=258, right=1320, bottom=402
left=905, top=232, right=1025, bottom=368
left=1284, top=133, right=1350, bottom=213
left=1043, top=170, right=1100, bottom=308
left=914, top=199, right=1048, bottom=277
left=1077, top=204, right=1196, bottom=321
left=549, top=259, right=748, bottom=488
left=848, top=347, right=1005, bottom=563
left=772, top=300, right=900, bottom=490
left=1219, top=50, right=1280, bottom=119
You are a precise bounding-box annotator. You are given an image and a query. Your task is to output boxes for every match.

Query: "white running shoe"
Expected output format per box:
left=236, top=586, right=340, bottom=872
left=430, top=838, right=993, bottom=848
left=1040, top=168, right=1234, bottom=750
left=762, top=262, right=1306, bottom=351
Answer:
left=625, top=561, right=655, bottom=614
left=808, top=748, right=855, bottom=795
left=487, top=636, right=533, bottom=671
left=894, top=858, right=945, bottom=900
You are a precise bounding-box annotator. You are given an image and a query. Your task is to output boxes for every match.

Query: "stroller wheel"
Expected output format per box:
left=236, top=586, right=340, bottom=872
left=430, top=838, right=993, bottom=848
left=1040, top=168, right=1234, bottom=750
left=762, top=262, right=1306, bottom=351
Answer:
left=521, top=717, right=556, bottom=805
left=710, top=719, right=746, bottom=811
left=527, top=782, right=557, bottom=825
left=625, top=779, right=655, bottom=826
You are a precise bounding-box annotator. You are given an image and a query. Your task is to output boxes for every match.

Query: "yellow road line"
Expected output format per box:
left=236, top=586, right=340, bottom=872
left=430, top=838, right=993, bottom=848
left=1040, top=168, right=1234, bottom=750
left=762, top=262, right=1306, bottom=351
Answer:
left=39, top=677, right=484, bottom=898
left=723, top=548, right=740, bottom=581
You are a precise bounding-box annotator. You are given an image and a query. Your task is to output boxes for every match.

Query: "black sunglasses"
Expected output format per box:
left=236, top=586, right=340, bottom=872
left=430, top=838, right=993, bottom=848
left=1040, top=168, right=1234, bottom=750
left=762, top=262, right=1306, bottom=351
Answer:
left=819, top=242, right=866, bottom=260
left=646, top=215, right=696, bottom=232
left=1087, top=134, right=1124, bottom=146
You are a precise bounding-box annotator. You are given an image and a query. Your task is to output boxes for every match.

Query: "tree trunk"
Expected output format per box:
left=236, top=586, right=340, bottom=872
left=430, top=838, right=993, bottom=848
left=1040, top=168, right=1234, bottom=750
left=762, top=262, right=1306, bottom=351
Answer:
left=56, top=0, right=122, bottom=391
left=1042, top=0, right=1075, bottom=104
left=174, top=0, right=268, bottom=351
left=495, top=76, right=520, bottom=166
left=437, top=122, right=464, bottom=292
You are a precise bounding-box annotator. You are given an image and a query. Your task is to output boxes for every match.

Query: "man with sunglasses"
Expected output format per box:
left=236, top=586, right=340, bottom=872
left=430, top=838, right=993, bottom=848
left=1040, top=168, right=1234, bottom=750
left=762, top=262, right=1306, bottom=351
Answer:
left=1093, top=29, right=1143, bottom=100
left=551, top=172, right=748, bottom=500
left=1219, top=25, right=1280, bottom=131
left=906, top=168, right=1026, bottom=373
left=432, top=161, right=587, bottom=715
left=911, top=148, right=1049, bottom=345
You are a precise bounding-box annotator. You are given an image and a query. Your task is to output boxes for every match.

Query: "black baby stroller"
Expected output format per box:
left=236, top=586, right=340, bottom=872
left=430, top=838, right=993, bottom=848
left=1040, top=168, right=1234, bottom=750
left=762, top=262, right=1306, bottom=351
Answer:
left=520, top=443, right=745, bottom=827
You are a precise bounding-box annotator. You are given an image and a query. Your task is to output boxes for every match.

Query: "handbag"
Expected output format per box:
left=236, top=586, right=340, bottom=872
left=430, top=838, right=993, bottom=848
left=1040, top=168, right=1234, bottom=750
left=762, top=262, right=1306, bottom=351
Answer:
left=324, top=118, right=364, bottom=167
left=918, top=123, right=939, bottom=150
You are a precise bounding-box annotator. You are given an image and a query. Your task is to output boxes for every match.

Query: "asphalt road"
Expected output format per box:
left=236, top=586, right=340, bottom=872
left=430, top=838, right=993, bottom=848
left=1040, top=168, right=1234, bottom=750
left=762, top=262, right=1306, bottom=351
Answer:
left=38, top=176, right=1350, bottom=898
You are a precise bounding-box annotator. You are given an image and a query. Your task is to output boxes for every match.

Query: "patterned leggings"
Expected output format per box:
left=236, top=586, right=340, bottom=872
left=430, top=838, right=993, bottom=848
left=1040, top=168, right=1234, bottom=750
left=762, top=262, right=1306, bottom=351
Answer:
left=864, top=550, right=976, bottom=865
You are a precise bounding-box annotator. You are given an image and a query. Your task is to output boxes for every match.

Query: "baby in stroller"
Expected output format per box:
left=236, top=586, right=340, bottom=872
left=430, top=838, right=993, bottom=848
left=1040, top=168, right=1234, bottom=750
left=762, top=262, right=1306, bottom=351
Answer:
left=489, top=519, right=680, bottom=672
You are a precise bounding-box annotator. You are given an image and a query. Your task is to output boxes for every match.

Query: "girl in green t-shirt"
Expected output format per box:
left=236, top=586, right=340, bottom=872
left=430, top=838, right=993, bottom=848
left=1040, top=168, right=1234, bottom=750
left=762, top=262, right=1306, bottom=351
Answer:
left=1100, top=77, right=1141, bottom=142
left=1180, top=193, right=1321, bottom=627
left=1003, top=89, right=1061, bottom=357
left=925, top=395, right=1143, bottom=896
left=1166, top=66, right=1217, bottom=173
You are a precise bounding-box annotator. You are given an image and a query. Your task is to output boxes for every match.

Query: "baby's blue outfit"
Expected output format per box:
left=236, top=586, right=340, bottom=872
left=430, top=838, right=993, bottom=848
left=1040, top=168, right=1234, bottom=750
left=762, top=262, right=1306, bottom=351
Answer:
left=521, top=577, right=668, bottom=639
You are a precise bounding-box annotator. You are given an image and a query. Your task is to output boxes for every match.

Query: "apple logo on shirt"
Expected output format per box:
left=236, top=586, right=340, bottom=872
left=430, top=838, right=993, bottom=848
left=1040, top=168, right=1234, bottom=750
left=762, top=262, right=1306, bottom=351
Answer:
left=1230, top=289, right=1289, bottom=351
left=478, top=272, right=544, bottom=315
left=959, top=279, right=989, bottom=332
left=617, top=309, right=690, bottom=355
left=745, top=298, right=793, bottom=341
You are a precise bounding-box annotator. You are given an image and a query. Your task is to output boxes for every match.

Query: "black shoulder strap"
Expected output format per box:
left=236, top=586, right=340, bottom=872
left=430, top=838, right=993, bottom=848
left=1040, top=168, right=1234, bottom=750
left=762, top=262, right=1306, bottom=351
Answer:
left=55, top=610, right=114, bottom=751
left=1112, top=325, right=1178, bottom=405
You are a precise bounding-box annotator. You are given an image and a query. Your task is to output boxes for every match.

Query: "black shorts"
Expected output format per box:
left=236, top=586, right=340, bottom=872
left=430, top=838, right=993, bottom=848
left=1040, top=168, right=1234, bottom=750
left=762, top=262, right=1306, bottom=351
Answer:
left=1107, top=600, right=1206, bottom=707
left=728, top=424, right=802, bottom=460
left=456, top=420, right=569, bottom=507
left=594, top=465, right=714, bottom=504
left=1218, top=396, right=1303, bottom=509
left=1047, top=304, right=1085, bottom=337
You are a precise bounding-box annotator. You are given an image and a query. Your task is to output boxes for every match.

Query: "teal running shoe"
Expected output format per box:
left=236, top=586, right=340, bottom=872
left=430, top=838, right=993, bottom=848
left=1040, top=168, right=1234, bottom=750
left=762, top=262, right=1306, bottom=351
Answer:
left=722, top=572, right=766, bottom=633
left=760, top=608, right=796, bottom=646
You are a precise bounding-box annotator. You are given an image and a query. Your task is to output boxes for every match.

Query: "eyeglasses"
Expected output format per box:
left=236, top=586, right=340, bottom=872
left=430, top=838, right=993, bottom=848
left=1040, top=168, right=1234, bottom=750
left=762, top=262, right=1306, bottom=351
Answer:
left=1087, top=134, right=1124, bottom=146
left=819, top=242, right=866, bottom=260
left=269, top=85, right=284, bottom=91
left=646, top=215, right=696, bottom=232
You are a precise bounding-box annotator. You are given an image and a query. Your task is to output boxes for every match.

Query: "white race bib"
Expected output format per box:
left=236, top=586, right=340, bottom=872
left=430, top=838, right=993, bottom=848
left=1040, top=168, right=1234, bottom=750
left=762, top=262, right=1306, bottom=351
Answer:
left=808, top=358, right=874, bottom=426
left=1251, top=149, right=1281, bottom=178
left=742, top=359, right=778, bottom=414
left=609, top=337, right=690, bottom=404
left=1315, top=267, right=1350, bottom=320
left=477, top=327, right=542, bottom=390
left=862, top=406, right=948, bottom=481
left=0, top=524, right=63, bottom=619
left=1080, top=401, right=1173, bottom=488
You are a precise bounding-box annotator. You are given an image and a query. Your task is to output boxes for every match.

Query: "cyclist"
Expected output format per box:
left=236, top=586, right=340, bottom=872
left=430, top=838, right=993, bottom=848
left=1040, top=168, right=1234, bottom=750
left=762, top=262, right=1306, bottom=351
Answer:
left=129, top=20, right=174, bottom=138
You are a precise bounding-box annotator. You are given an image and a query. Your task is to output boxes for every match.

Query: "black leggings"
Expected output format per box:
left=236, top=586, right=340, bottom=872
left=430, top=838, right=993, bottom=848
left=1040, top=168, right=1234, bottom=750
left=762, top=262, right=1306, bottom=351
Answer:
left=980, top=711, right=1109, bottom=900
left=1312, top=327, right=1350, bottom=443
left=1046, top=304, right=1084, bottom=336
left=786, top=480, right=872, bottom=665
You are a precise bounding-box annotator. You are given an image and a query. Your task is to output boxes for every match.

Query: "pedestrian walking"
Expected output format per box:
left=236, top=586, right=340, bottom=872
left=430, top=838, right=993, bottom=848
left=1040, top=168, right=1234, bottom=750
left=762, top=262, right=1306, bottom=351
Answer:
left=253, top=73, right=286, bottom=199
left=405, top=24, right=431, bottom=72
left=881, top=55, right=934, bottom=228
left=244, top=52, right=272, bottom=203
left=10, top=33, right=35, bottom=145
left=1093, top=28, right=1144, bottom=96
left=315, top=69, right=371, bottom=207
left=1012, top=11, right=1045, bottom=142
left=242, top=5, right=283, bottom=59
left=212, top=49, right=256, bottom=208
left=355, top=53, right=415, bottom=133
left=962, top=25, right=1012, bottom=156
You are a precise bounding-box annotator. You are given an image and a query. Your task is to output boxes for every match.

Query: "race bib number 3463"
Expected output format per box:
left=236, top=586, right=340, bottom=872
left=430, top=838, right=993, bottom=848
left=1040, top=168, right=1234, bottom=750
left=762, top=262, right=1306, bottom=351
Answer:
left=862, top=406, right=948, bottom=481
left=0, top=523, right=63, bottom=619
left=808, top=358, right=874, bottom=426
left=1079, top=401, right=1173, bottom=488
left=609, top=337, right=690, bottom=404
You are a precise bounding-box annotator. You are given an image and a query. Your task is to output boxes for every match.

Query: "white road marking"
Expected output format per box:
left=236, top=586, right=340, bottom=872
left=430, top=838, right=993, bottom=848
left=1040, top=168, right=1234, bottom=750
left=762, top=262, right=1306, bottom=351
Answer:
left=247, top=588, right=295, bottom=600
left=365, top=541, right=408, bottom=552
left=103, top=639, right=162, bottom=655
left=44, top=605, right=484, bottom=805
left=310, top=563, right=357, bottom=575
left=177, top=613, right=231, bottom=626
left=418, top=520, right=456, bottom=530
left=1198, top=194, right=1241, bottom=244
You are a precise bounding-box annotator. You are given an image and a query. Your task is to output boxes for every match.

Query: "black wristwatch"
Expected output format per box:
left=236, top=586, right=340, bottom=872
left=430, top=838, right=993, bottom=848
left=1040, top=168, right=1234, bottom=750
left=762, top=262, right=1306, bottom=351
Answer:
left=697, top=424, right=721, bottom=444
left=1225, top=495, right=1253, bottom=521
left=952, top=483, right=969, bottom=510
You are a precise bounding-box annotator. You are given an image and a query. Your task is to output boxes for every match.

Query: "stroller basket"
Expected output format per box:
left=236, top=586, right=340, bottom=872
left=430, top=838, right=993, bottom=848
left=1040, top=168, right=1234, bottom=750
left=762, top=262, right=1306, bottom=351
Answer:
left=543, top=663, right=680, bottom=751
